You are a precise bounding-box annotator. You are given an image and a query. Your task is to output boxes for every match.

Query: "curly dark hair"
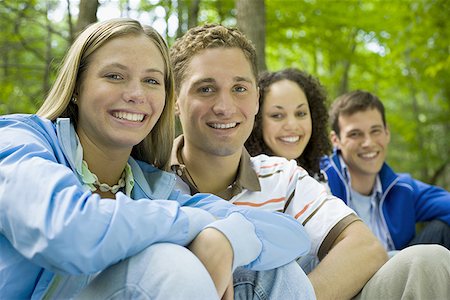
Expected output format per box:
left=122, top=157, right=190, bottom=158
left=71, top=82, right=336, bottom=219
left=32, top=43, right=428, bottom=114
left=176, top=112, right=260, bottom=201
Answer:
left=245, top=68, right=331, bottom=177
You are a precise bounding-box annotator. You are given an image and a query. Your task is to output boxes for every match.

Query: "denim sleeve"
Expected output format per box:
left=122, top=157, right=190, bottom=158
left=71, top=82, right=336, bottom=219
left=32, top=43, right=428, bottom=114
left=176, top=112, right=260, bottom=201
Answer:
left=0, top=117, right=218, bottom=275
left=172, top=190, right=311, bottom=271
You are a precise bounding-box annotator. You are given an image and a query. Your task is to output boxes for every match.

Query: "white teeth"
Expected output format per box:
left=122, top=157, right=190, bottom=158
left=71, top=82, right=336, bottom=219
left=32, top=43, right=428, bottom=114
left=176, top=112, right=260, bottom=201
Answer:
left=113, top=111, right=145, bottom=122
left=360, top=152, right=377, bottom=158
left=280, top=136, right=300, bottom=143
left=210, top=122, right=237, bottom=129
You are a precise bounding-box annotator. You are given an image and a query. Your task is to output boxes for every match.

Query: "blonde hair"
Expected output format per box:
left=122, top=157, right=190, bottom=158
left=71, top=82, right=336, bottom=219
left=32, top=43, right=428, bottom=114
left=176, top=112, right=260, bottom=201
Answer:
left=37, top=18, right=175, bottom=170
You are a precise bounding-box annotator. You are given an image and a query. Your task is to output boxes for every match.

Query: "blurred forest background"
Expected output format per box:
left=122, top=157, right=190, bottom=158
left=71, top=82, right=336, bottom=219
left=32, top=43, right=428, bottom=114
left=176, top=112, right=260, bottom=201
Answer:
left=1, top=0, right=449, bottom=189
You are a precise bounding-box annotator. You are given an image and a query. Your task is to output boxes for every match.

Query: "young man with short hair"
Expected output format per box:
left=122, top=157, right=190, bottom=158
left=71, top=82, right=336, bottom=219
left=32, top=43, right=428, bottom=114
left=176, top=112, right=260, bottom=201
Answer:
left=170, top=24, right=450, bottom=299
left=322, top=90, right=450, bottom=250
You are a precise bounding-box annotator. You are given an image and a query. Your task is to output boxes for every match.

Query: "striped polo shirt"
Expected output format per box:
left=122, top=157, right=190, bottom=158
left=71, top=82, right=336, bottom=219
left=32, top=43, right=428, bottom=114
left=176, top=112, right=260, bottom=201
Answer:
left=171, top=135, right=358, bottom=259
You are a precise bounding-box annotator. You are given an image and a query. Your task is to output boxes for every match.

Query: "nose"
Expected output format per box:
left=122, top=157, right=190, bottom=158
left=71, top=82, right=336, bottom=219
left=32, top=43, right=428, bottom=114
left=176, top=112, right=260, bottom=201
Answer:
left=282, top=115, right=299, bottom=130
left=123, top=81, right=145, bottom=104
left=361, top=134, right=374, bottom=147
left=212, top=92, right=236, bottom=117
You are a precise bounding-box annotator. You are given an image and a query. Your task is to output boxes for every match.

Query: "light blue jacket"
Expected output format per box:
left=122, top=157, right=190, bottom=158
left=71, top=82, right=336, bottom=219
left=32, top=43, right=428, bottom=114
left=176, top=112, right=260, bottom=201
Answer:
left=0, top=114, right=311, bottom=299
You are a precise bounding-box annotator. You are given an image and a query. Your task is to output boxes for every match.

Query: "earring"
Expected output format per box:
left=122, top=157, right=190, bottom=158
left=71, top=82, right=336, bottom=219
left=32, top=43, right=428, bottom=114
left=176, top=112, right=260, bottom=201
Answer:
left=71, top=96, right=77, bottom=104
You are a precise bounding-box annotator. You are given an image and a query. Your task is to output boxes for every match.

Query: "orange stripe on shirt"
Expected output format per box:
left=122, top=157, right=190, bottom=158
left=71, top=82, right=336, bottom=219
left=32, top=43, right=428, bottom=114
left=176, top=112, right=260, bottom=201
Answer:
left=234, top=197, right=285, bottom=207
left=294, top=203, right=311, bottom=219
left=293, top=191, right=327, bottom=219
left=259, top=162, right=284, bottom=169
left=288, top=166, right=307, bottom=183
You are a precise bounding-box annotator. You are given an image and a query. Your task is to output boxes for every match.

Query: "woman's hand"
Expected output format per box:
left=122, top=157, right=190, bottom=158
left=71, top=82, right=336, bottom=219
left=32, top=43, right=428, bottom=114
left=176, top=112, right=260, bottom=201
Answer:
left=188, top=227, right=234, bottom=297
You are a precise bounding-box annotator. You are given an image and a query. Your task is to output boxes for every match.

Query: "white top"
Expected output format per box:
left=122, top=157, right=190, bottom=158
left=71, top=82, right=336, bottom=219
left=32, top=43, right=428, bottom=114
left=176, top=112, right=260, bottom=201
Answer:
left=175, top=153, right=357, bottom=258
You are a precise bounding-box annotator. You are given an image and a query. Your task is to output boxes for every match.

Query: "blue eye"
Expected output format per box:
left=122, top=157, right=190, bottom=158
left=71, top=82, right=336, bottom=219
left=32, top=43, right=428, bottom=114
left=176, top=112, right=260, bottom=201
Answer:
left=199, top=86, right=214, bottom=93
left=106, top=74, right=122, bottom=80
left=234, top=86, right=247, bottom=93
left=145, top=78, right=160, bottom=85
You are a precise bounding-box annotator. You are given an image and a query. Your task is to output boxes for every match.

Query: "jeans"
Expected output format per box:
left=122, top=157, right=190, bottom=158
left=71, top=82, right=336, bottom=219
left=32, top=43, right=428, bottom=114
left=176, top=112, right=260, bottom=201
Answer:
left=45, top=243, right=315, bottom=299
left=76, top=243, right=218, bottom=299
left=234, top=261, right=315, bottom=300
left=408, top=219, right=450, bottom=250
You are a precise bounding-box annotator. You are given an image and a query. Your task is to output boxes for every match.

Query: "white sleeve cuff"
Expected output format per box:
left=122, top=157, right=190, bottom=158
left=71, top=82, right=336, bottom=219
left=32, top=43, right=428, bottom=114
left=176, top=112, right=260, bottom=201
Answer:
left=206, top=212, right=262, bottom=271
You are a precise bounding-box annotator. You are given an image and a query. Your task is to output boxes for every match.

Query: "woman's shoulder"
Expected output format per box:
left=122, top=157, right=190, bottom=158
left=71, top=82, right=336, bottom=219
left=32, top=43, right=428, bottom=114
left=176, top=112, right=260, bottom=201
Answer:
left=1, top=113, right=54, bottom=131
left=0, top=113, right=58, bottom=141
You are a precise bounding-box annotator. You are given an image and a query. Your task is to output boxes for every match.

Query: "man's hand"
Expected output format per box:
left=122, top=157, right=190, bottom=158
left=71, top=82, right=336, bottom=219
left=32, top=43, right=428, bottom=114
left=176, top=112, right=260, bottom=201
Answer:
left=189, top=227, right=234, bottom=297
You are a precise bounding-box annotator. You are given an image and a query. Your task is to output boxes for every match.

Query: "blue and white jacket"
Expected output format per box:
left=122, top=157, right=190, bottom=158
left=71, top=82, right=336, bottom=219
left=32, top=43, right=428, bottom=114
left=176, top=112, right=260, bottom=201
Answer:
left=321, top=149, right=450, bottom=250
left=0, top=114, right=310, bottom=299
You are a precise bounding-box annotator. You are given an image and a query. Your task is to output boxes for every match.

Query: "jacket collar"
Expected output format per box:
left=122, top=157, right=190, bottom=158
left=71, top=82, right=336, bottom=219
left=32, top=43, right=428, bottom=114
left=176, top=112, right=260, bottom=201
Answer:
left=55, top=118, right=175, bottom=200
left=331, top=147, right=398, bottom=192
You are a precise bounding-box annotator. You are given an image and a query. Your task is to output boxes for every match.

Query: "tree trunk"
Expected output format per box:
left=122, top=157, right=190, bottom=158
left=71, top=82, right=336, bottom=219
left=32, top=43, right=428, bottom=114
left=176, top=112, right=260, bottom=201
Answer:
left=188, top=0, right=201, bottom=29
left=65, top=0, right=74, bottom=42
left=337, top=29, right=357, bottom=96
left=75, top=0, right=99, bottom=36
left=43, top=3, right=52, bottom=95
left=176, top=0, right=185, bottom=38
left=405, top=50, right=428, bottom=180
left=236, top=0, right=267, bottom=72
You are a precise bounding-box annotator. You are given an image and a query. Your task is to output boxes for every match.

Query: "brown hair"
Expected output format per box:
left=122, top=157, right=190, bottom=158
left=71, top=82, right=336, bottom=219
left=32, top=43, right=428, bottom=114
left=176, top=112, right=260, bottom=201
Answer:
left=170, top=24, right=258, bottom=94
left=245, top=68, right=331, bottom=177
left=330, top=90, right=386, bottom=137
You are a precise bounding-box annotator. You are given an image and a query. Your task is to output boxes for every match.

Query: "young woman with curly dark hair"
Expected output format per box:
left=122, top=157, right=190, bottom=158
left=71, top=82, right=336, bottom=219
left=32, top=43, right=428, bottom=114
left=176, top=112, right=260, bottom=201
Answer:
left=245, top=68, right=331, bottom=181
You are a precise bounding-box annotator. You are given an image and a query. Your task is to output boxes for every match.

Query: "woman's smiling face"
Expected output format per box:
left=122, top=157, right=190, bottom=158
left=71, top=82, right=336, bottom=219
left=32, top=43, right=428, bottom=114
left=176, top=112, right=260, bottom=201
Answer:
left=75, top=34, right=166, bottom=154
left=261, top=79, right=312, bottom=160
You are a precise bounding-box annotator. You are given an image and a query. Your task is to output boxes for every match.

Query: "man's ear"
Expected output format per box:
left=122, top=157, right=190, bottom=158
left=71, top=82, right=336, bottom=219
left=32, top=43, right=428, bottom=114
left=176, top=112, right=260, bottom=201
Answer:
left=385, top=125, right=391, bottom=144
left=330, top=130, right=340, bottom=148
left=254, top=87, right=260, bottom=115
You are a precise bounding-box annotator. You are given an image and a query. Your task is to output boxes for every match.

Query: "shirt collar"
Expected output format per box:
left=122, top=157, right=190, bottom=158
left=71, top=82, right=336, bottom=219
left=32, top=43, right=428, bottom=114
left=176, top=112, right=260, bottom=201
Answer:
left=170, top=135, right=261, bottom=200
left=338, top=153, right=382, bottom=200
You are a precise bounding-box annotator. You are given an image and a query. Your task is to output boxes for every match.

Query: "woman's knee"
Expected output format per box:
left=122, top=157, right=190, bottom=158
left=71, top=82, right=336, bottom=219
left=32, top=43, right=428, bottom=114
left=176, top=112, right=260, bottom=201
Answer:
left=132, top=243, right=218, bottom=297
left=79, top=243, right=218, bottom=299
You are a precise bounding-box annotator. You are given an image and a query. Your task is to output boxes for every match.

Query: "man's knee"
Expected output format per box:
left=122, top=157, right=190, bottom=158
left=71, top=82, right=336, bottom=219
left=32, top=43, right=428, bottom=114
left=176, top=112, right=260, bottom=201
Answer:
left=357, top=245, right=450, bottom=299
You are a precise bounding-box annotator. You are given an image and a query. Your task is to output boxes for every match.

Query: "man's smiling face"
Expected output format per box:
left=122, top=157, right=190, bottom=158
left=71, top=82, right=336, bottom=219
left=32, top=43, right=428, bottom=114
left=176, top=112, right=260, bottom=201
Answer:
left=176, top=47, right=259, bottom=158
left=331, top=108, right=390, bottom=180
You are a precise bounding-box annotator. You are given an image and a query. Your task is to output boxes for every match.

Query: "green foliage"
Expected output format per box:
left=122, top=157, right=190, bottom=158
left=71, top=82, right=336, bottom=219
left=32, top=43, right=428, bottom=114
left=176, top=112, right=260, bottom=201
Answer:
left=1, top=0, right=448, bottom=188
left=264, top=0, right=449, bottom=188
left=0, top=0, right=69, bottom=114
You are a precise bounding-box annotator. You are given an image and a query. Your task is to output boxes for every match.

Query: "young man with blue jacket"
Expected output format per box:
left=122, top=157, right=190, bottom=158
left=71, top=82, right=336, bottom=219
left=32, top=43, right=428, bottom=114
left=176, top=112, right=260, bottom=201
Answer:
left=321, top=90, right=450, bottom=251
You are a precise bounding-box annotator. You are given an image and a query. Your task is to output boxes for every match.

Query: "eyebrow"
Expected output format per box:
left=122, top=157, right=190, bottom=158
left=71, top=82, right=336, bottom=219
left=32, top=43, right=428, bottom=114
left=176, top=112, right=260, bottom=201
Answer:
left=99, top=63, right=164, bottom=76
left=346, top=124, right=384, bottom=133
left=234, top=76, right=254, bottom=84
left=191, top=78, right=216, bottom=87
left=191, top=76, right=254, bottom=87
left=371, top=125, right=384, bottom=129
left=272, top=103, right=307, bottom=110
